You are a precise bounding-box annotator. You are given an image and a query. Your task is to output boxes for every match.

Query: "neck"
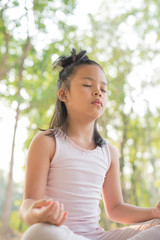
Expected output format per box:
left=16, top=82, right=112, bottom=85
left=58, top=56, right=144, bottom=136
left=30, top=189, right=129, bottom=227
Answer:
left=65, top=117, right=96, bottom=149
left=67, top=119, right=95, bottom=137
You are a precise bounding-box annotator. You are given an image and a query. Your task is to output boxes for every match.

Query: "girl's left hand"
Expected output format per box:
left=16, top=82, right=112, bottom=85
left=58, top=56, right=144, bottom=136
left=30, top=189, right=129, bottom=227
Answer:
left=152, top=202, right=160, bottom=218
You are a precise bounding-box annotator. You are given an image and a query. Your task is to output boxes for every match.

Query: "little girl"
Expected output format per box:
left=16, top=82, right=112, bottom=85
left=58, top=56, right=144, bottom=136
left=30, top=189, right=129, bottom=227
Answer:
left=20, top=49, right=160, bottom=240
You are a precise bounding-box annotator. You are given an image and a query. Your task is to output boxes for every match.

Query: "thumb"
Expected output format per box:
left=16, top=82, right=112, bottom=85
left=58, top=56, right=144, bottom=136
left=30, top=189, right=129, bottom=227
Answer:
left=156, top=202, right=160, bottom=208
left=32, top=199, right=50, bottom=208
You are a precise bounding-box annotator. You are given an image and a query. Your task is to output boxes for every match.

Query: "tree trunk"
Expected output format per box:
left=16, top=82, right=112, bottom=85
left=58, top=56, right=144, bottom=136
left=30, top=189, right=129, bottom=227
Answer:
left=145, top=101, right=156, bottom=205
left=120, top=112, right=129, bottom=202
left=0, top=38, right=32, bottom=234
left=130, top=142, right=139, bottom=206
left=0, top=103, right=20, bottom=234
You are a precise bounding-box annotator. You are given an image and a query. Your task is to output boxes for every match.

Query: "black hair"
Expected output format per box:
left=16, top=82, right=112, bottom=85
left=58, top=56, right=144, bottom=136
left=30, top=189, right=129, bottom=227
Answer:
left=46, top=48, right=106, bottom=147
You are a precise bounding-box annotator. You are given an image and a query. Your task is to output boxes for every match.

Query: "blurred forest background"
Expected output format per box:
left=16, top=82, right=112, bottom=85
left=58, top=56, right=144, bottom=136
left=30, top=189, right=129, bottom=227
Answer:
left=0, top=0, right=160, bottom=239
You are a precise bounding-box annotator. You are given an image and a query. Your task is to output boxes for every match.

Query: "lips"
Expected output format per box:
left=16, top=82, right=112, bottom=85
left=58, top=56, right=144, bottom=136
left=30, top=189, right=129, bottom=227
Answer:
left=92, top=99, right=102, bottom=107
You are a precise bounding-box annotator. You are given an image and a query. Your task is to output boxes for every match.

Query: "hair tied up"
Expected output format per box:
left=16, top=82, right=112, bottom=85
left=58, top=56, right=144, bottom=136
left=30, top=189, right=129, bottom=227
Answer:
left=75, top=49, right=87, bottom=62
left=53, top=48, right=87, bottom=70
left=71, top=48, right=77, bottom=62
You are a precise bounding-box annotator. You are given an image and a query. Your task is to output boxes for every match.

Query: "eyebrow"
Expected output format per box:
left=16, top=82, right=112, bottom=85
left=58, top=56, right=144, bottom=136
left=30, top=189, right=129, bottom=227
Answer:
left=81, top=77, right=107, bottom=86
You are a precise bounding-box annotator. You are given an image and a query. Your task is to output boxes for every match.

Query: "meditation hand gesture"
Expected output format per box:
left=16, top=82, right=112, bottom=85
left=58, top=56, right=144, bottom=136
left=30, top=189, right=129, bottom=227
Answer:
left=152, top=202, right=160, bottom=219
left=29, top=199, right=68, bottom=226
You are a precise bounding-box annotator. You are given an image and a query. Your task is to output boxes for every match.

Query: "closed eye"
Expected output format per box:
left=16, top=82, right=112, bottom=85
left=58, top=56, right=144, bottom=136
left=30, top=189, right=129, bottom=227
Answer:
left=83, top=85, right=107, bottom=93
left=83, top=84, right=92, bottom=87
left=101, top=89, right=107, bottom=93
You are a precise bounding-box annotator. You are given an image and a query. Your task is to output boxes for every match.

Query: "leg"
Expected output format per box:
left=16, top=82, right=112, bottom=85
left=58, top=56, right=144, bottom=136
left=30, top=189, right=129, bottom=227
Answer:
left=99, top=218, right=160, bottom=240
left=21, top=223, right=89, bottom=240
left=128, top=225, right=160, bottom=240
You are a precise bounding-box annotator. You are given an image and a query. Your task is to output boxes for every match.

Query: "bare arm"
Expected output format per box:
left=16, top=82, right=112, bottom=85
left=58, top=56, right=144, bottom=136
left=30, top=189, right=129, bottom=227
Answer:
left=102, top=143, right=159, bottom=224
left=20, top=131, right=67, bottom=225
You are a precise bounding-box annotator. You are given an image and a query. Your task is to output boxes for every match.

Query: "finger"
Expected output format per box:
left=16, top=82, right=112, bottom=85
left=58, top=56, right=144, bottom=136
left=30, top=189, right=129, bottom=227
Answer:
left=58, top=203, right=64, bottom=217
left=40, top=201, right=55, bottom=215
left=54, top=203, right=64, bottom=222
left=60, top=203, right=64, bottom=212
left=39, top=201, right=60, bottom=219
left=44, top=202, right=64, bottom=224
left=32, top=199, right=49, bottom=208
left=40, top=201, right=61, bottom=224
left=56, top=211, right=68, bottom=226
left=55, top=203, right=67, bottom=225
left=35, top=201, right=55, bottom=222
left=35, top=201, right=67, bottom=225
left=51, top=201, right=61, bottom=219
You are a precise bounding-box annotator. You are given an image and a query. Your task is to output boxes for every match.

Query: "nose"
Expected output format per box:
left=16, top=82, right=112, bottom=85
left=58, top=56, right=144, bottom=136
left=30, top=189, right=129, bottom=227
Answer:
left=92, top=89, right=102, bottom=97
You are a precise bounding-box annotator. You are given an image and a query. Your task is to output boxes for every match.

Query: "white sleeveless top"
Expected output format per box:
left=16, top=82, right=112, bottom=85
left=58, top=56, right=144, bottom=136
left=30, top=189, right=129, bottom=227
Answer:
left=45, top=131, right=111, bottom=235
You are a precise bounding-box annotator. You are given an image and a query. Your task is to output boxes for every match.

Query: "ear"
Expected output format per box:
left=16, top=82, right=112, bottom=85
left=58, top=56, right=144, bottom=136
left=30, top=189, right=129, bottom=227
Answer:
left=58, top=88, right=68, bottom=102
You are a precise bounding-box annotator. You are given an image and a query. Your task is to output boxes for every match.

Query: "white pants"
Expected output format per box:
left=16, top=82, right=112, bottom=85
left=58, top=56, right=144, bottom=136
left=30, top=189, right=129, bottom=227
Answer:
left=21, top=219, right=160, bottom=240
left=21, top=224, right=88, bottom=240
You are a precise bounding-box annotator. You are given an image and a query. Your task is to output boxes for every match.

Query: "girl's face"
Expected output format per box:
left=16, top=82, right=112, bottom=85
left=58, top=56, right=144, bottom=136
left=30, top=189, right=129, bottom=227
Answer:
left=59, top=64, right=108, bottom=122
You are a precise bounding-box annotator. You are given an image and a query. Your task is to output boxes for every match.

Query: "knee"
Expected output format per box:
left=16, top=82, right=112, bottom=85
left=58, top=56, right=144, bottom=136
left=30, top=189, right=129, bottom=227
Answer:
left=129, top=225, right=160, bottom=240
left=21, top=223, right=63, bottom=240
left=150, top=218, right=160, bottom=227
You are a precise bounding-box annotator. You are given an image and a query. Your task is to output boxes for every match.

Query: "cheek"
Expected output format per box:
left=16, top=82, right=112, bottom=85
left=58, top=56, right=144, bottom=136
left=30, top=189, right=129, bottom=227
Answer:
left=103, top=95, right=108, bottom=107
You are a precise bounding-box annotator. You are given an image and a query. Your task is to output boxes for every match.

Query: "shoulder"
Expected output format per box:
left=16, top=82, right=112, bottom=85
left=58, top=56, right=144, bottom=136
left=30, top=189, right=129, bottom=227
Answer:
left=29, top=130, right=56, bottom=161
left=30, top=129, right=55, bottom=146
left=107, top=142, right=120, bottom=166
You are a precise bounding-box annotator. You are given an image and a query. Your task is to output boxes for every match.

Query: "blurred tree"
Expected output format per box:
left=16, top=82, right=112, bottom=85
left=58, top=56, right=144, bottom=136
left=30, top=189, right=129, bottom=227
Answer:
left=0, top=170, right=7, bottom=216
left=0, top=169, right=24, bottom=229
left=78, top=0, right=160, bottom=229
left=0, top=0, right=78, bottom=234
left=1, top=0, right=160, bottom=234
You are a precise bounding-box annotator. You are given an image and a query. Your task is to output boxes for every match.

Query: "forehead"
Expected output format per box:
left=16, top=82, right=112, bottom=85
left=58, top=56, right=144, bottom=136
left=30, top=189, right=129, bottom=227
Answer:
left=72, top=64, right=107, bottom=83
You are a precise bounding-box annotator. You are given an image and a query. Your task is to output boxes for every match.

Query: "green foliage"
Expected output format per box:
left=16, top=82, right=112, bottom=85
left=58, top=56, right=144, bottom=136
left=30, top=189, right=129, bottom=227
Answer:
left=0, top=170, right=7, bottom=217
left=10, top=202, right=28, bottom=233
left=83, top=0, right=160, bottom=227
left=1, top=0, right=160, bottom=233
left=0, top=170, right=23, bottom=217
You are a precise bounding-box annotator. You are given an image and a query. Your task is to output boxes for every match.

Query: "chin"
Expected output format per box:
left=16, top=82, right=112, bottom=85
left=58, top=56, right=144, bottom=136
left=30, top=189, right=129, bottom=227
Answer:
left=87, top=113, right=103, bottom=121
